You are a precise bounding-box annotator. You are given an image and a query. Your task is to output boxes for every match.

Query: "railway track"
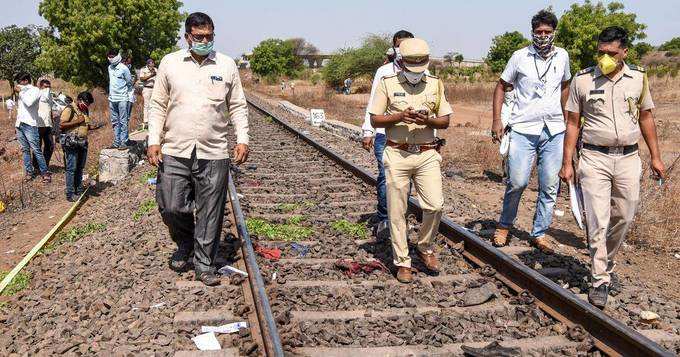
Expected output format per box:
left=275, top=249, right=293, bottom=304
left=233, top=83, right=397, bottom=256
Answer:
left=1, top=97, right=677, bottom=356
left=232, top=98, right=679, bottom=356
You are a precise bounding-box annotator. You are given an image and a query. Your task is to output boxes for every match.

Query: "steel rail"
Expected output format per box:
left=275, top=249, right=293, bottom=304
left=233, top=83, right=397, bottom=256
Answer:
left=227, top=170, right=285, bottom=357
left=246, top=97, right=673, bottom=357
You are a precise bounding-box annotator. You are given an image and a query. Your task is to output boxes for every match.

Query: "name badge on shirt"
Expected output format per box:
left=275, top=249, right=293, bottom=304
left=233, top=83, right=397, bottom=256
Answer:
left=534, top=81, right=546, bottom=98
left=589, top=89, right=604, bottom=95
left=394, top=92, right=406, bottom=97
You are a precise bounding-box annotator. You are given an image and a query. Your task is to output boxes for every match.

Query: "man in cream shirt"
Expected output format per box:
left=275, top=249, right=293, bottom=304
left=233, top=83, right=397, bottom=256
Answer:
left=147, top=12, right=249, bottom=286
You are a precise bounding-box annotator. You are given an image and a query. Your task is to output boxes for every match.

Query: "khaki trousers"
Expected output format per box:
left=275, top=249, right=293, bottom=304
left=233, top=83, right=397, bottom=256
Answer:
left=578, top=148, right=641, bottom=288
left=383, top=146, right=443, bottom=267
left=142, top=88, right=153, bottom=124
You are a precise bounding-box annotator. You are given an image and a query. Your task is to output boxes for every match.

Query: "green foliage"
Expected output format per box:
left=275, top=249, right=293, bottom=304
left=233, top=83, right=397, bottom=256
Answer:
left=133, top=199, right=157, bottom=221
left=140, top=168, right=157, bottom=184
left=310, top=72, right=322, bottom=85
left=276, top=203, right=299, bottom=213
left=486, top=31, right=531, bottom=73
left=322, top=34, right=390, bottom=87
left=659, top=37, right=680, bottom=52
left=250, top=38, right=301, bottom=78
left=331, top=219, right=368, bottom=238
left=0, top=25, right=43, bottom=87
left=246, top=218, right=313, bottom=241
left=438, top=65, right=491, bottom=82
left=0, top=271, right=32, bottom=296
left=287, top=215, right=306, bottom=225
left=633, top=42, right=654, bottom=58
left=556, top=1, right=647, bottom=72
left=37, top=0, right=184, bottom=88
left=41, top=222, right=106, bottom=254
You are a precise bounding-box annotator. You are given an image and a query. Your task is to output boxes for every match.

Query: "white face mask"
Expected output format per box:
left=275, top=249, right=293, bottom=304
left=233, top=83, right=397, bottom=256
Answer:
left=403, top=70, right=425, bottom=85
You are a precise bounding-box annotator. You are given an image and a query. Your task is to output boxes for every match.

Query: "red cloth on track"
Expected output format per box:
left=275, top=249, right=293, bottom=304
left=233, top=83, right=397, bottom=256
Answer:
left=254, top=244, right=281, bottom=261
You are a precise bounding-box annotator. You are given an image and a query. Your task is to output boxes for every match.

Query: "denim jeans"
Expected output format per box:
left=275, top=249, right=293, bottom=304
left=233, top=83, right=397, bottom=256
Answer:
left=109, top=100, right=130, bottom=146
left=32, top=127, right=54, bottom=169
left=64, top=143, right=88, bottom=197
left=499, top=126, right=564, bottom=238
left=16, top=122, right=48, bottom=176
left=374, top=133, right=388, bottom=222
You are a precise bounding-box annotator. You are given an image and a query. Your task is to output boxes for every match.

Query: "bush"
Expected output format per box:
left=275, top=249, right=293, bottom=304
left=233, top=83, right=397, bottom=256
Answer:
left=486, top=31, right=530, bottom=74
left=250, top=38, right=301, bottom=78
left=322, top=34, right=390, bottom=87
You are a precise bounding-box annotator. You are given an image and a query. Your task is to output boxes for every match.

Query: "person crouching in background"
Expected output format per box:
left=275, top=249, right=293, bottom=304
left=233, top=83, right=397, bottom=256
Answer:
left=60, top=91, right=94, bottom=202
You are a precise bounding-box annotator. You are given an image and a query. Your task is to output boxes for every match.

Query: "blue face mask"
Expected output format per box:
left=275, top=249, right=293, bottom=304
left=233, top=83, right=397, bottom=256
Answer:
left=191, top=41, right=214, bottom=56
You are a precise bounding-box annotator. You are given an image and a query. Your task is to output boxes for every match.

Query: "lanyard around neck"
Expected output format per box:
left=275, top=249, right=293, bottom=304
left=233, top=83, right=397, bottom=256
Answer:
left=534, top=54, right=553, bottom=83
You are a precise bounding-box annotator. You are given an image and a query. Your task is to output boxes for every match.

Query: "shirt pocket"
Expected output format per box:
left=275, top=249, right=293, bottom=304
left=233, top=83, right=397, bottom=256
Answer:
left=389, top=99, right=409, bottom=113
left=623, top=91, right=640, bottom=123
left=585, top=93, right=607, bottom=115
left=205, top=75, right=229, bottom=101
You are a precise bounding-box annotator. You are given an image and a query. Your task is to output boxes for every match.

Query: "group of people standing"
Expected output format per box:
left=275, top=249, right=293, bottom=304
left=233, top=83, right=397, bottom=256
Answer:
left=361, top=10, right=665, bottom=309
left=12, top=72, right=95, bottom=201
left=105, top=50, right=157, bottom=149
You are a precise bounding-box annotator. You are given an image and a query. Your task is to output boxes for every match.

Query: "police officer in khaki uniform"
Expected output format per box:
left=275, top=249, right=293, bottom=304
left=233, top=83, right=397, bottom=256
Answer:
left=560, top=27, right=665, bottom=308
left=369, top=38, right=452, bottom=283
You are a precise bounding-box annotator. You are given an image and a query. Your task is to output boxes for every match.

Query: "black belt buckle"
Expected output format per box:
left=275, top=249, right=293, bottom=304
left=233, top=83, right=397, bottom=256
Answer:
left=406, top=144, right=420, bottom=154
left=608, top=146, right=625, bottom=155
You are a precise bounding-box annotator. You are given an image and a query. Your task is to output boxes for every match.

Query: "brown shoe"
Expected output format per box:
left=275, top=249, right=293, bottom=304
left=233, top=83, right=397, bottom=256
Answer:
left=532, top=235, right=554, bottom=254
left=396, top=267, right=413, bottom=283
left=417, top=251, right=440, bottom=272
left=493, top=227, right=510, bottom=247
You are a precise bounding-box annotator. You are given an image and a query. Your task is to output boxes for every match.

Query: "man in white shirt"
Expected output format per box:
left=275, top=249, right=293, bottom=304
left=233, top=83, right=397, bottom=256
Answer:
left=361, top=30, right=414, bottom=235
left=490, top=10, right=571, bottom=252
left=33, top=79, right=55, bottom=168
left=147, top=12, right=249, bottom=286
left=14, top=73, right=50, bottom=182
left=6, top=97, right=15, bottom=120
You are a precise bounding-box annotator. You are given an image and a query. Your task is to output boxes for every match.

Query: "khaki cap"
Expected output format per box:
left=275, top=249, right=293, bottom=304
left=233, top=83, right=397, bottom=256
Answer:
left=400, top=38, right=430, bottom=72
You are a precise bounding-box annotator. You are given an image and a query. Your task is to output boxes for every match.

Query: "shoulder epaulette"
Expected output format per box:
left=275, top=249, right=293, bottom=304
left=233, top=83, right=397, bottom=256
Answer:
left=382, top=73, right=399, bottom=79
left=576, top=67, right=595, bottom=76
left=627, top=64, right=645, bottom=72
left=425, top=73, right=439, bottom=79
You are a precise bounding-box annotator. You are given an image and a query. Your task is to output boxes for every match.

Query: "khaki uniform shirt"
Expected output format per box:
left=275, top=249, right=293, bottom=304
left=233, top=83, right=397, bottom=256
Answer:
left=566, top=63, right=653, bottom=146
left=60, top=105, right=89, bottom=139
left=368, top=73, right=453, bottom=144
left=139, top=66, right=156, bottom=88
left=148, top=49, right=249, bottom=160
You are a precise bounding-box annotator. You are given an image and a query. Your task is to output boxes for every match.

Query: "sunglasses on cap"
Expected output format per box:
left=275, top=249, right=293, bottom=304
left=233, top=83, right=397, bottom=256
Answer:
left=402, top=55, right=429, bottom=65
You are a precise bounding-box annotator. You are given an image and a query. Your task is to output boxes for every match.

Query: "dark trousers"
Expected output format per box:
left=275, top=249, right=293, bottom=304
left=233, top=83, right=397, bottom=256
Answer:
left=64, top=143, right=88, bottom=197
left=156, top=150, right=229, bottom=273
left=32, top=127, right=54, bottom=169
left=374, top=133, right=388, bottom=222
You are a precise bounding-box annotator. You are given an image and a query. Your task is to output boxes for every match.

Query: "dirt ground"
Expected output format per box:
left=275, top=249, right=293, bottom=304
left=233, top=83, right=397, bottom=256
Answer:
left=0, top=84, right=142, bottom=272
left=244, top=72, right=680, bottom=302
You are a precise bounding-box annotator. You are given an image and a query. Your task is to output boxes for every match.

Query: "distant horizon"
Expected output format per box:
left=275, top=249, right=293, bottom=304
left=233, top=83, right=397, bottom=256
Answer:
left=2, top=0, right=679, bottom=59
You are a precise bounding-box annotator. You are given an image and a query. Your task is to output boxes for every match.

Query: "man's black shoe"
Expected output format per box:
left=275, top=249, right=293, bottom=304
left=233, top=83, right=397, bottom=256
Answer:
left=66, top=195, right=78, bottom=202
left=195, top=271, right=220, bottom=286
left=610, top=273, right=623, bottom=295
left=588, top=284, right=609, bottom=309
left=169, top=249, right=192, bottom=272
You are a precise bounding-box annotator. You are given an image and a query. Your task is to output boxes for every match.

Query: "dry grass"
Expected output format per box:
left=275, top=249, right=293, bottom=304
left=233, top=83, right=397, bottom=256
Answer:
left=444, top=82, right=495, bottom=105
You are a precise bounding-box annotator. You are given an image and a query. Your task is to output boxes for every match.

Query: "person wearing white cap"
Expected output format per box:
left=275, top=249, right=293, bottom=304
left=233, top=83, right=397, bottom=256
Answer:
left=369, top=38, right=453, bottom=283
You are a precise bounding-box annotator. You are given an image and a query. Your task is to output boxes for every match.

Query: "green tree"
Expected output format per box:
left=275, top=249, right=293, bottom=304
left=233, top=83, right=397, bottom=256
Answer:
left=0, top=25, right=43, bottom=89
left=322, top=34, right=390, bottom=87
left=38, top=0, right=184, bottom=88
left=659, top=37, right=680, bottom=51
left=486, top=31, right=530, bottom=73
left=250, top=38, right=301, bottom=78
left=556, top=1, right=647, bottom=72
left=633, top=42, right=655, bottom=58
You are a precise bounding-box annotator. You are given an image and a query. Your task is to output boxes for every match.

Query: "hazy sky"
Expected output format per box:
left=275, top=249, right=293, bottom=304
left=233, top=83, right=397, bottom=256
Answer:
left=2, top=0, right=679, bottom=59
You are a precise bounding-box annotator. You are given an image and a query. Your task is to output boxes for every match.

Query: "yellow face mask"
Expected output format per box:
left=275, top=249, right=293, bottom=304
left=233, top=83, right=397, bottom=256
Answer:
left=597, top=54, right=618, bottom=75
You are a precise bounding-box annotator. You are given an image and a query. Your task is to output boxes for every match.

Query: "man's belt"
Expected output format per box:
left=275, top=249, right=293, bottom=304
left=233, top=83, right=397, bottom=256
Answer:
left=387, top=139, right=439, bottom=153
left=583, top=143, right=638, bottom=155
